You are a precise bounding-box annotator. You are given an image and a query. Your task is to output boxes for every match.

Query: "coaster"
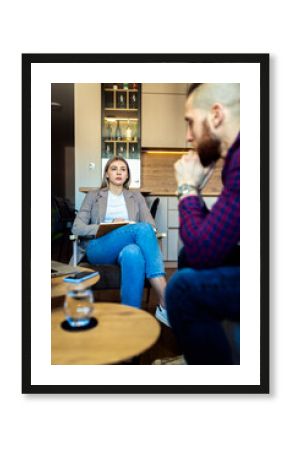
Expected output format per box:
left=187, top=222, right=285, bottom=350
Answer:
left=61, top=317, right=98, bottom=332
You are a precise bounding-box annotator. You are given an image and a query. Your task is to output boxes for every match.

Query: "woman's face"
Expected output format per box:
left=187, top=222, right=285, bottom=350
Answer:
left=106, top=160, right=128, bottom=187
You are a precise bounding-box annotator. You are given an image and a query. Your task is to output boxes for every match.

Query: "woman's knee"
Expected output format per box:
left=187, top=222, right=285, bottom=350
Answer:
left=118, top=244, right=144, bottom=267
left=134, top=222, right=155, bottom=237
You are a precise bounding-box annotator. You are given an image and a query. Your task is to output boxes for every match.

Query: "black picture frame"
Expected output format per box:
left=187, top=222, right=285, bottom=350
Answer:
left=22, top=53, right=269, bottom=394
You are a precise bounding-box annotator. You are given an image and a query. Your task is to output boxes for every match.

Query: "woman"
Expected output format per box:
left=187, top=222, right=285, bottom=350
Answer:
left=72, top=156, right=169, bottom=325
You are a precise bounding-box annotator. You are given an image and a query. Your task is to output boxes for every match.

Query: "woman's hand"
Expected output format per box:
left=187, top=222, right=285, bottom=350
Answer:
left=112, top=218, right=127, bottom=223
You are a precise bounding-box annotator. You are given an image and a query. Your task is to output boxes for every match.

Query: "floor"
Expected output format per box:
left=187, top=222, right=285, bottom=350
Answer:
left=91, top=266, right=181, bottom=365
left=52, top=235, right=182, bottom=365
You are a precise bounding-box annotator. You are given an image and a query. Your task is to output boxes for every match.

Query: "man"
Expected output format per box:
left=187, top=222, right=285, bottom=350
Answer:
left=166, top=83, right=240, bottom=364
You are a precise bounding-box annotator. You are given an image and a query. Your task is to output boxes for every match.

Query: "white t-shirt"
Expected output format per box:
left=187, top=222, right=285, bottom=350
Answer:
left=104, top=191, right=129, bottom=223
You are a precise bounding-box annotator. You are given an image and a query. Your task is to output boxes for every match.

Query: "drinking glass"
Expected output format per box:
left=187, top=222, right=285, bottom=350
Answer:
left=64, top=287, right=94, bottom=327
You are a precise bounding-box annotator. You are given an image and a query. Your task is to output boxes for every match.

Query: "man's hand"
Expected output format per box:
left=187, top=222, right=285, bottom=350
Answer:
left=174, top=151, right=215, bottom=191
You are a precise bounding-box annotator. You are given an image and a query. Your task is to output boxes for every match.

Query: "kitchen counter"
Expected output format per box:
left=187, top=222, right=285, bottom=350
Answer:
left=79, top=187, right=219, bottom=197
left=79, top=187, right=151, bottom=195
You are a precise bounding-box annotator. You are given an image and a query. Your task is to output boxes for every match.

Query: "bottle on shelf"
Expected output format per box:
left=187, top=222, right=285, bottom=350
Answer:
left=118, top=92, right=126, bottom=109
left=117, top=143, right=126, bottom=157
left=129, top=143, right=139, bottom=160
left=129, top=144, right=135, bottom=159
left=123, top=83, right=129, bottom=89
left=115, top=120, right=122, bottom=140
left=132, top=121, right=138, bottom=141
left=129, top=92, right=138, bottom=109
left=105, top=121, right=113, bottom=140
left=105, top=143, right=114, bottom=158
left=126, top=121, right=132, bottom=141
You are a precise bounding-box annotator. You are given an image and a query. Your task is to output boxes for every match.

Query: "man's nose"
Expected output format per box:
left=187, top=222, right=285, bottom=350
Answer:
left=186, top=127, right=193, bottom=142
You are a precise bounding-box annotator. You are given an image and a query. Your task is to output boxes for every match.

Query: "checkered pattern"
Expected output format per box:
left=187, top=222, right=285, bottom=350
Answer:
left=179, top=134, right=240, bottom=269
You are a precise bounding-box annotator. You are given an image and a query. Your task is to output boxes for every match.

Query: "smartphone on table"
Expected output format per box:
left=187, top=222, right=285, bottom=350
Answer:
left=63, top=271, right=99, bottom=284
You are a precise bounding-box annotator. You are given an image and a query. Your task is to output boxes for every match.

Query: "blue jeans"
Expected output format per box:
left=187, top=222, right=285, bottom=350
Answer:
left=86, top=223, right=165, bottom=308
left=166, top=266, right=240, bottom=364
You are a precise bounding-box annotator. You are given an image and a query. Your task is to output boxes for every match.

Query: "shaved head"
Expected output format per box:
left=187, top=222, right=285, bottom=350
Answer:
left=185, top=83, right=240, bottom=164
left=187, top=83, right=240, bottom=119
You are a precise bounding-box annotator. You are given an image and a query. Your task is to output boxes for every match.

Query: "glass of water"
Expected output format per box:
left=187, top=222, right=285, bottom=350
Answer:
left=64, top=287, right=94, bottom=328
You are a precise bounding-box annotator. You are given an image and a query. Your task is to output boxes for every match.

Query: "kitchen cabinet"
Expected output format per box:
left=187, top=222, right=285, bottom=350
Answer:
left=146, top=196, right=168, bottom=261
left=142, top=84, right=188, bottom=94
left=167, top=196, right=182, bottom=261
left=141, top=83, right=188, bottom=148
left=146, top=195, right=218, bottom=262
left=146, top=195, right=179, bottom=261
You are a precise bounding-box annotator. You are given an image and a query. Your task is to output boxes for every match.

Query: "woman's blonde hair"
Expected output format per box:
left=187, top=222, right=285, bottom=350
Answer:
left=100, top=156, right=131, bottom=189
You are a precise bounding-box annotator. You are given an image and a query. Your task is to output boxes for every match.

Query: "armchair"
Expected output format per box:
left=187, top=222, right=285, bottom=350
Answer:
left=52, top=196, right=78, bottom=261
left=70, top=197, right=165, bottom=306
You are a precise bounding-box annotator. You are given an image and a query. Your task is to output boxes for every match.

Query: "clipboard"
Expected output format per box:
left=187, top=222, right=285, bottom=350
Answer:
left=96, top=221, right=135, bottom=238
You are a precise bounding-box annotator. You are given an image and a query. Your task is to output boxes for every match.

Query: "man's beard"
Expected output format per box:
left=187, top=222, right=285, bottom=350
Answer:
left=197, top=119, right=222, bottom=167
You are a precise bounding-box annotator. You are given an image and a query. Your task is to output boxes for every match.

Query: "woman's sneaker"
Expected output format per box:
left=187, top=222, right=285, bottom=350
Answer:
left=155, top=305, right=171, bottom=327
left=152, top=355, right=186, bottom=365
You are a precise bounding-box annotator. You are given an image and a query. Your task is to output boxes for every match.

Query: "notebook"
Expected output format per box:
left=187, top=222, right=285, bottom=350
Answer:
left=96, top=221, right=135, bottom=238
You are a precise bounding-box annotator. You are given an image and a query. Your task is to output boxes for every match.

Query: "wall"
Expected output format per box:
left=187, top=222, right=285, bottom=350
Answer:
left=142, top=150, right=223, bottom=195
left=51, top=83, right=75, bottom=204
left=74, top=83, right=102, bottom=210
left=64, top=146, right=75, bottom=203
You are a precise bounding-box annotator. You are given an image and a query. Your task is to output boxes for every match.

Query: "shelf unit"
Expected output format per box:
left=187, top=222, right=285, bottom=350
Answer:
left=101, top=84, right=141, bottom=161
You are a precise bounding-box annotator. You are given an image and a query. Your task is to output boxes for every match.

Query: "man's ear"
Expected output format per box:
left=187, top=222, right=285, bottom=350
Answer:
left=210, top=103, right=224, bottom=129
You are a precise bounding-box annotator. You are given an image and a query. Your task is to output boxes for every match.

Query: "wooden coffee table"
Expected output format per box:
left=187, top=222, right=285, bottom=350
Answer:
left=52, top=302, right=160, bottom=365
left=51, top=261, right=100, bottom=298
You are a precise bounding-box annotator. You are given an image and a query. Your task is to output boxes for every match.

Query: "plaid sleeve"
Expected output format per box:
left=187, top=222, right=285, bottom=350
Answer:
left=179, top=160, right=240, bottom=269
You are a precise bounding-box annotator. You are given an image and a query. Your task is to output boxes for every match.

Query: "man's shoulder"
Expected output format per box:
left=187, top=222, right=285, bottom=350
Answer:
left=224, top=145, right=240, bottom=177
left=221, top=139, right=240, bottom=192
left=224, top=148, right=240, bottom=191
left=227, top=134, right=240, bottom=170
left=231, top=146, right=240, bottom=169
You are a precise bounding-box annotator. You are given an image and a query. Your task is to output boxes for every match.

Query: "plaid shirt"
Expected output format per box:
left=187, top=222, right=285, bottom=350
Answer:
left=179, top=133, right=240, bottom=269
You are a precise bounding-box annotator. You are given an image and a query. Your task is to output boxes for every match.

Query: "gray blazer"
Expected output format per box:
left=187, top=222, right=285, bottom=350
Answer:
left=71, top=188, right=156, bottom=263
